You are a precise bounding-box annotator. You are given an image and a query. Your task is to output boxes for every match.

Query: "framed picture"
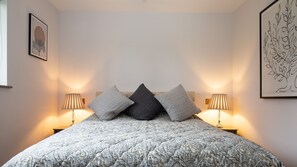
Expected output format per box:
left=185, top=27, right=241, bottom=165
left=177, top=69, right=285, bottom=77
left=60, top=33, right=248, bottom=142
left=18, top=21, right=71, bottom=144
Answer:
left=29, top=13, right=48, bottom=61
left=260, top=0, right=297, bottom=98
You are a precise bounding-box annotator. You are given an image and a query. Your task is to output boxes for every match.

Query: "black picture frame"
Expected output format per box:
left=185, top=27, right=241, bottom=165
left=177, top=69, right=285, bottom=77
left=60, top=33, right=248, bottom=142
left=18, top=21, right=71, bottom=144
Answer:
left=260, top=0, right=297, bottom=98
left=29, top=13, right=48, bottom=61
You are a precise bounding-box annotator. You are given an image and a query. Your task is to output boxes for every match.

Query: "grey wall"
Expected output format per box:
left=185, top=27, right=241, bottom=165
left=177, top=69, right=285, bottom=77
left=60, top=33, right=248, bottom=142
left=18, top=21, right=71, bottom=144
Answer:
left=0, top=0, right=59, bottom=165
left=232, top=0, right=297, bottom=166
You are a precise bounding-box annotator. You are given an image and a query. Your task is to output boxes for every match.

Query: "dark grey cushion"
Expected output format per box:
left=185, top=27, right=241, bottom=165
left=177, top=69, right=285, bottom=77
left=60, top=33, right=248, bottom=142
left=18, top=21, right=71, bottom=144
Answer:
left=125, top=84, right=163, bottom=120
left=155, top=84, right=201, bottom=121
left=88, top=86, right=134, bottom=120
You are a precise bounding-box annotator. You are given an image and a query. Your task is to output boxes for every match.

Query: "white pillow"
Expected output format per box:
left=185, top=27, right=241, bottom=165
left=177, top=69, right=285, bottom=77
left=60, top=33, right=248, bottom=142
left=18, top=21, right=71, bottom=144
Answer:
left=155, top=84, right=201, bottom=121
left=88, top=86, right=134, bottom=120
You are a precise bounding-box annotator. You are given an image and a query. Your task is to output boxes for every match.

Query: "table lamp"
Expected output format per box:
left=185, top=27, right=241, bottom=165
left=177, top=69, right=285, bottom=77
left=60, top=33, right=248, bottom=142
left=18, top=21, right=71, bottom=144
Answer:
left=208, top=94, right=231, bottom=128
left=62, top=93, right=85, bottom=126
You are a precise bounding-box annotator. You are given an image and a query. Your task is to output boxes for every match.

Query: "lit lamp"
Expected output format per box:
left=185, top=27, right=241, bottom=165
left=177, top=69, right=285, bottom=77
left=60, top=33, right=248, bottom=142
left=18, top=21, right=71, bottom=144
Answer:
left=208, top=94, right=231, bottom=128
left=62, top=93, right=85, bottom=126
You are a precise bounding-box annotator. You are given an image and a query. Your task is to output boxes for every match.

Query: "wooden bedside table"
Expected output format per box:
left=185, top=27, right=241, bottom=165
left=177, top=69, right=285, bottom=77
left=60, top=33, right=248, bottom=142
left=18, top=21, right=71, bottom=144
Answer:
left=222, top=128, right=238, bottom=135
left=53, top=126, right=68, bottom=134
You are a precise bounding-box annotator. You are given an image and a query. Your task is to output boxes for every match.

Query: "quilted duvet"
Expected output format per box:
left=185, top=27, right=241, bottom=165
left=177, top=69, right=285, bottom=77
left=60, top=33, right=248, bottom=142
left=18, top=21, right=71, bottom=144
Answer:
left=4, top=113, right=284, bottom=167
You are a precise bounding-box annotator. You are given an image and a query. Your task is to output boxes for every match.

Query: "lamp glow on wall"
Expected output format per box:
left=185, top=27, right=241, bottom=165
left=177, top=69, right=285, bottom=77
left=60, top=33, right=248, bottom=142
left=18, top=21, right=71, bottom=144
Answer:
left=208, top=94, right=231, bottom=128
left=62, top=93, right=85, bottom=126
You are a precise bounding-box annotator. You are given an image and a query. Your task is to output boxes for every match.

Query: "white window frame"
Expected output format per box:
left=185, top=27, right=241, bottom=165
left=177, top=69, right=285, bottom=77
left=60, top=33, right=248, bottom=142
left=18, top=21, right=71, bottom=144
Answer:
left=0, top=0, right=8, bottom=86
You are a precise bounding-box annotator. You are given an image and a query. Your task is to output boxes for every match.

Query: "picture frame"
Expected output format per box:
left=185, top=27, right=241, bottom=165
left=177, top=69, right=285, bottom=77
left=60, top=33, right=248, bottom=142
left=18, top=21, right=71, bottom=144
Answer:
left=29, top=13, right=48, bottom=61
left=260, top=0, right=297, bottom=98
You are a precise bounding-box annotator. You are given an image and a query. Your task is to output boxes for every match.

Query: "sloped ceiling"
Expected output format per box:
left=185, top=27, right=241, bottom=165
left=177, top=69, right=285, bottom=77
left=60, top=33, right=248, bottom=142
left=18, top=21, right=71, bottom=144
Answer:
left=48, top=0, right=247, bottom=13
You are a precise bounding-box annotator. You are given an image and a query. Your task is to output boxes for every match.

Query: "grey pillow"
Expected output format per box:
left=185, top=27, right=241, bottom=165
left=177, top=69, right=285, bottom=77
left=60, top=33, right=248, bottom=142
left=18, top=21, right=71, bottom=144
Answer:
left=88, top=86, right=134, bottom=120
left=155, top=84, right=201, bottom=121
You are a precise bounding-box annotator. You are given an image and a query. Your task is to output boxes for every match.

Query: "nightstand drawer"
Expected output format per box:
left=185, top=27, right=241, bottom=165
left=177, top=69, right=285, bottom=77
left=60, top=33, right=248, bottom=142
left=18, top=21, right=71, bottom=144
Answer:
left=53, top=127, right=68, bottom=134
left=222, top=128, right=238, bottom=134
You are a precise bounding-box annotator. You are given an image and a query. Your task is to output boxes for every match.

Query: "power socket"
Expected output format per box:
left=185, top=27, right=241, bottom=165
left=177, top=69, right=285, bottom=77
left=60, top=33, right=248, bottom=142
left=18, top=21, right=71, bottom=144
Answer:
left=205, top=98, right=211, bottom=105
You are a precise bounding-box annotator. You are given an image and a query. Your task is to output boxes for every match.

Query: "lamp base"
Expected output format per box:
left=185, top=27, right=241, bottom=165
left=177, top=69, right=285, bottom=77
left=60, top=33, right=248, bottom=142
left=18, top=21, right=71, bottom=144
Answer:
left=216, top=122, right=223, bottom=128
left=216, top=110, right=222, bottom=128
left=71, top=109, right=75, bottom=126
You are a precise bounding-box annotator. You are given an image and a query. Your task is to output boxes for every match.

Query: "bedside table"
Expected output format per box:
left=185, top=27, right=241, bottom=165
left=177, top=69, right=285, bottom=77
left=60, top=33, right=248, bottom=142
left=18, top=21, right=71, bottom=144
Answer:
left=222, top=128, right=238, bottom=135
left=53, top=126, right=68, bottom=134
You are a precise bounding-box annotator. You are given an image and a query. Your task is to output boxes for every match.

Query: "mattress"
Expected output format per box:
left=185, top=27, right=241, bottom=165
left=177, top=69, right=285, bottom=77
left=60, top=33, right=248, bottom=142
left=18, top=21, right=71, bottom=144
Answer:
left=4, top=113, right=284, bottom=167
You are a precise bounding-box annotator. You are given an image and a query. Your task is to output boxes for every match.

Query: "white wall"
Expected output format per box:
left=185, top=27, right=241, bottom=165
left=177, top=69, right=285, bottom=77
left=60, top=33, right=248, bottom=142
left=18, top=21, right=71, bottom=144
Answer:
left=232, top=0, right=297, bottom=166
left=4, top=1, right=295, bottom=166
left=58, top=12, right=234, bottom=126
left=0, top=0, right=59, bottom=165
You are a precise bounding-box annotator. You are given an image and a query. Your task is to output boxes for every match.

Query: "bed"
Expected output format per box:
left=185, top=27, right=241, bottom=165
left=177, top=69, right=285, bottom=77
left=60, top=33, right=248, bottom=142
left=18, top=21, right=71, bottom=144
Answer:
left=4, top=85, right=284, bottom=167
left=4, top=113, right=283, bottom=167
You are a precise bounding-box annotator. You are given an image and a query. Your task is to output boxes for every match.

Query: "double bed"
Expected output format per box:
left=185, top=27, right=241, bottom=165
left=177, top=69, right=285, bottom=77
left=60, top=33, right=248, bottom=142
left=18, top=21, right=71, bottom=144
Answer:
left=4, top=113, right=283, bottom=166
left=4, top=85, right=284, bottom=166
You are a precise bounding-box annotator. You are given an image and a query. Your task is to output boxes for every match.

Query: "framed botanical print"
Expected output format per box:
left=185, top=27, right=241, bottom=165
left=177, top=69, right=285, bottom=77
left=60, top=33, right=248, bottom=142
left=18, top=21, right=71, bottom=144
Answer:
left=260, top=0, right=297, bottom=98
left=29, top=13, right=48, bottom=61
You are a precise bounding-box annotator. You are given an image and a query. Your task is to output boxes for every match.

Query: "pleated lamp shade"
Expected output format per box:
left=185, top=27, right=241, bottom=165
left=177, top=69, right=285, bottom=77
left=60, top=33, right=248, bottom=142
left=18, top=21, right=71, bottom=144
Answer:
left=62, top=93, right=85, bottom=110
left=208, top=94, right=231, bottom=110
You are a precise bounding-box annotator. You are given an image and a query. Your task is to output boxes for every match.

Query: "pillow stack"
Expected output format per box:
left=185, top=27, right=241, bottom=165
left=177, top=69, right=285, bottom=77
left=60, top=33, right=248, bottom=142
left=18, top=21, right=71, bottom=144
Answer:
left=88, top=84, right=201, bottom=121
